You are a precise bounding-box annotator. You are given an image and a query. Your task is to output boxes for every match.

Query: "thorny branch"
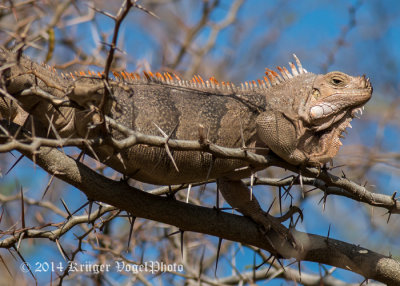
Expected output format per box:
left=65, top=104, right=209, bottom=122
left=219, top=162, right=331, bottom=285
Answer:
left=0, top=203, right=117, bottom=248
left=102, top=0, right=135, bottom=81
left=0, top=116, right=399, bottom=215
left=0, top=114, right=399, bottom=284
left=1, top=141, right=399, bottom=285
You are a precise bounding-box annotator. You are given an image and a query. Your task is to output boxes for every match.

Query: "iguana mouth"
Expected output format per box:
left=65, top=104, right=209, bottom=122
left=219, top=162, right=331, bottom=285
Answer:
left=320, top=105, right=365, bottom=147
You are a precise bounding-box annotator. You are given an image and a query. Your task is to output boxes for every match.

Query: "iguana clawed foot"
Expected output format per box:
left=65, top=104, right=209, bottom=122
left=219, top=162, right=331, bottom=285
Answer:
left=251, top=206, right=303, bottom=251
left=277, top=205, right=303, bottom=224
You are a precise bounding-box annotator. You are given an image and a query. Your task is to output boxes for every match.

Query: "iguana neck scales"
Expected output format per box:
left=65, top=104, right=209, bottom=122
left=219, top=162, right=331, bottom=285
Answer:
left=0, top=48, right=373, bottom=250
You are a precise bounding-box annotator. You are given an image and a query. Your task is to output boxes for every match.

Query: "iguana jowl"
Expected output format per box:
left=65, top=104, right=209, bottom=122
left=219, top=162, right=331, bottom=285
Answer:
left=0, top=48, right=372, bottom=246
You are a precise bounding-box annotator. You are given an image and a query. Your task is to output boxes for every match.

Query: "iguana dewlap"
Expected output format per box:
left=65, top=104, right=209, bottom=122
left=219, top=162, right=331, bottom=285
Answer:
left=0, top=49, right=373, bottom=248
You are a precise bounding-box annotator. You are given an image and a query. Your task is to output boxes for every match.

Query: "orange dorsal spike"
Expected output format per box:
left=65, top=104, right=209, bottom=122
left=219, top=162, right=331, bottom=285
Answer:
left=265, top=68, right=276, bottom=77
left=278, top=66, right=289, bottom=80
left=148, top=71, right=154, bottom=78
left=120, top=71, right=128, bottom=80
left=209, top=76, right=219, bottom=85
left=289, top=62, right=298, bottom=75
left=155, top=72, right=164, bottom=81
left=165, top=72, right=173, bottom=81
left=198, top=75, right=204, bottom=83
left=70, top=72, right=75, bottom=80
left=143, top=71, right=151, bottom=80
left=173, top=73, right=181, bottom=81
left=270, top=69, right=283, bottom=81
left=265, top=71, right=273, bottom=81
left=283, top=66, right=290, bottom=75
left=265, top=69, right=278, bottom=82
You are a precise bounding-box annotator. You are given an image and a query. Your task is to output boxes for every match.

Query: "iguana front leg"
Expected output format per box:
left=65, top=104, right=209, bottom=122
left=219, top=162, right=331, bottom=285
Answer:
left=256, top=110, right=346, bottom=165
left=256, top=110, right=307, bottom=165
left=218, top=178, right=296, bottom=248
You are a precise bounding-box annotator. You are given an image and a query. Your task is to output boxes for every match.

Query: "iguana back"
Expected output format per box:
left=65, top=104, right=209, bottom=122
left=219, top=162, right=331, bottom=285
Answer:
left=100, top=80, right=266, bottom=184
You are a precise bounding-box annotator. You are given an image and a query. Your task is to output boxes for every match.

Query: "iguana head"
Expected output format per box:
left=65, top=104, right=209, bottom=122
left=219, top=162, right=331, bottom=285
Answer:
left=301, top=71, right=372, bottom=132
left=298, top=70, right=372, bottom=164
left=258, top=56, right=372, bottom=165
left=305, top=71, right=372, bottom=130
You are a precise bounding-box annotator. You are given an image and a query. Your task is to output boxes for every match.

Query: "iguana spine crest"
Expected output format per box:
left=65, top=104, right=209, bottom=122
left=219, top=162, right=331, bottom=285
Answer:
left=55, top=54, right=307, bottom=93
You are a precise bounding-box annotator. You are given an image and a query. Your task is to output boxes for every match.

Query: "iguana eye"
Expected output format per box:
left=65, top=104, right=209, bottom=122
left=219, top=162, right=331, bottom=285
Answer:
left=331, top=77, right=344, bottom=86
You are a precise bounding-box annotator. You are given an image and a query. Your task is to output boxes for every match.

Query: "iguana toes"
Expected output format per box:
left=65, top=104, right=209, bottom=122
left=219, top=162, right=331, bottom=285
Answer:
left=0, top=48, right=372, bottom=251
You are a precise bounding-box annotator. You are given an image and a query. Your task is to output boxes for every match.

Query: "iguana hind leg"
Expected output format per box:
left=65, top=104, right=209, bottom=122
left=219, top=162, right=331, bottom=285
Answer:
left=217, top=178, right=297, bottom=249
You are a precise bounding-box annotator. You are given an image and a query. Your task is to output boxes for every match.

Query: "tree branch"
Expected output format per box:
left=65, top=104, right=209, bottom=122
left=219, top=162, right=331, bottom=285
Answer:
left=2, top=122, right=398, bottom=285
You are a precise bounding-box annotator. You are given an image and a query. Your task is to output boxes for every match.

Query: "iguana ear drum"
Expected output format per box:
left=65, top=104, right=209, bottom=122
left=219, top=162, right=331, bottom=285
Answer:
left=312, top=88, right=321, bottom=99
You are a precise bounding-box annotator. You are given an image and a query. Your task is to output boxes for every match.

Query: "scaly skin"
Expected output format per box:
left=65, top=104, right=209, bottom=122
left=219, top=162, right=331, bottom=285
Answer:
left=0, top=47, right=372, bottom=250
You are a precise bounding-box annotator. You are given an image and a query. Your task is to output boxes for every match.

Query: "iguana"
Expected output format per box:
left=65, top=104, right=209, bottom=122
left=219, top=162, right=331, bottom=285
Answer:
left=0, top=47, right=372, bottom=249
